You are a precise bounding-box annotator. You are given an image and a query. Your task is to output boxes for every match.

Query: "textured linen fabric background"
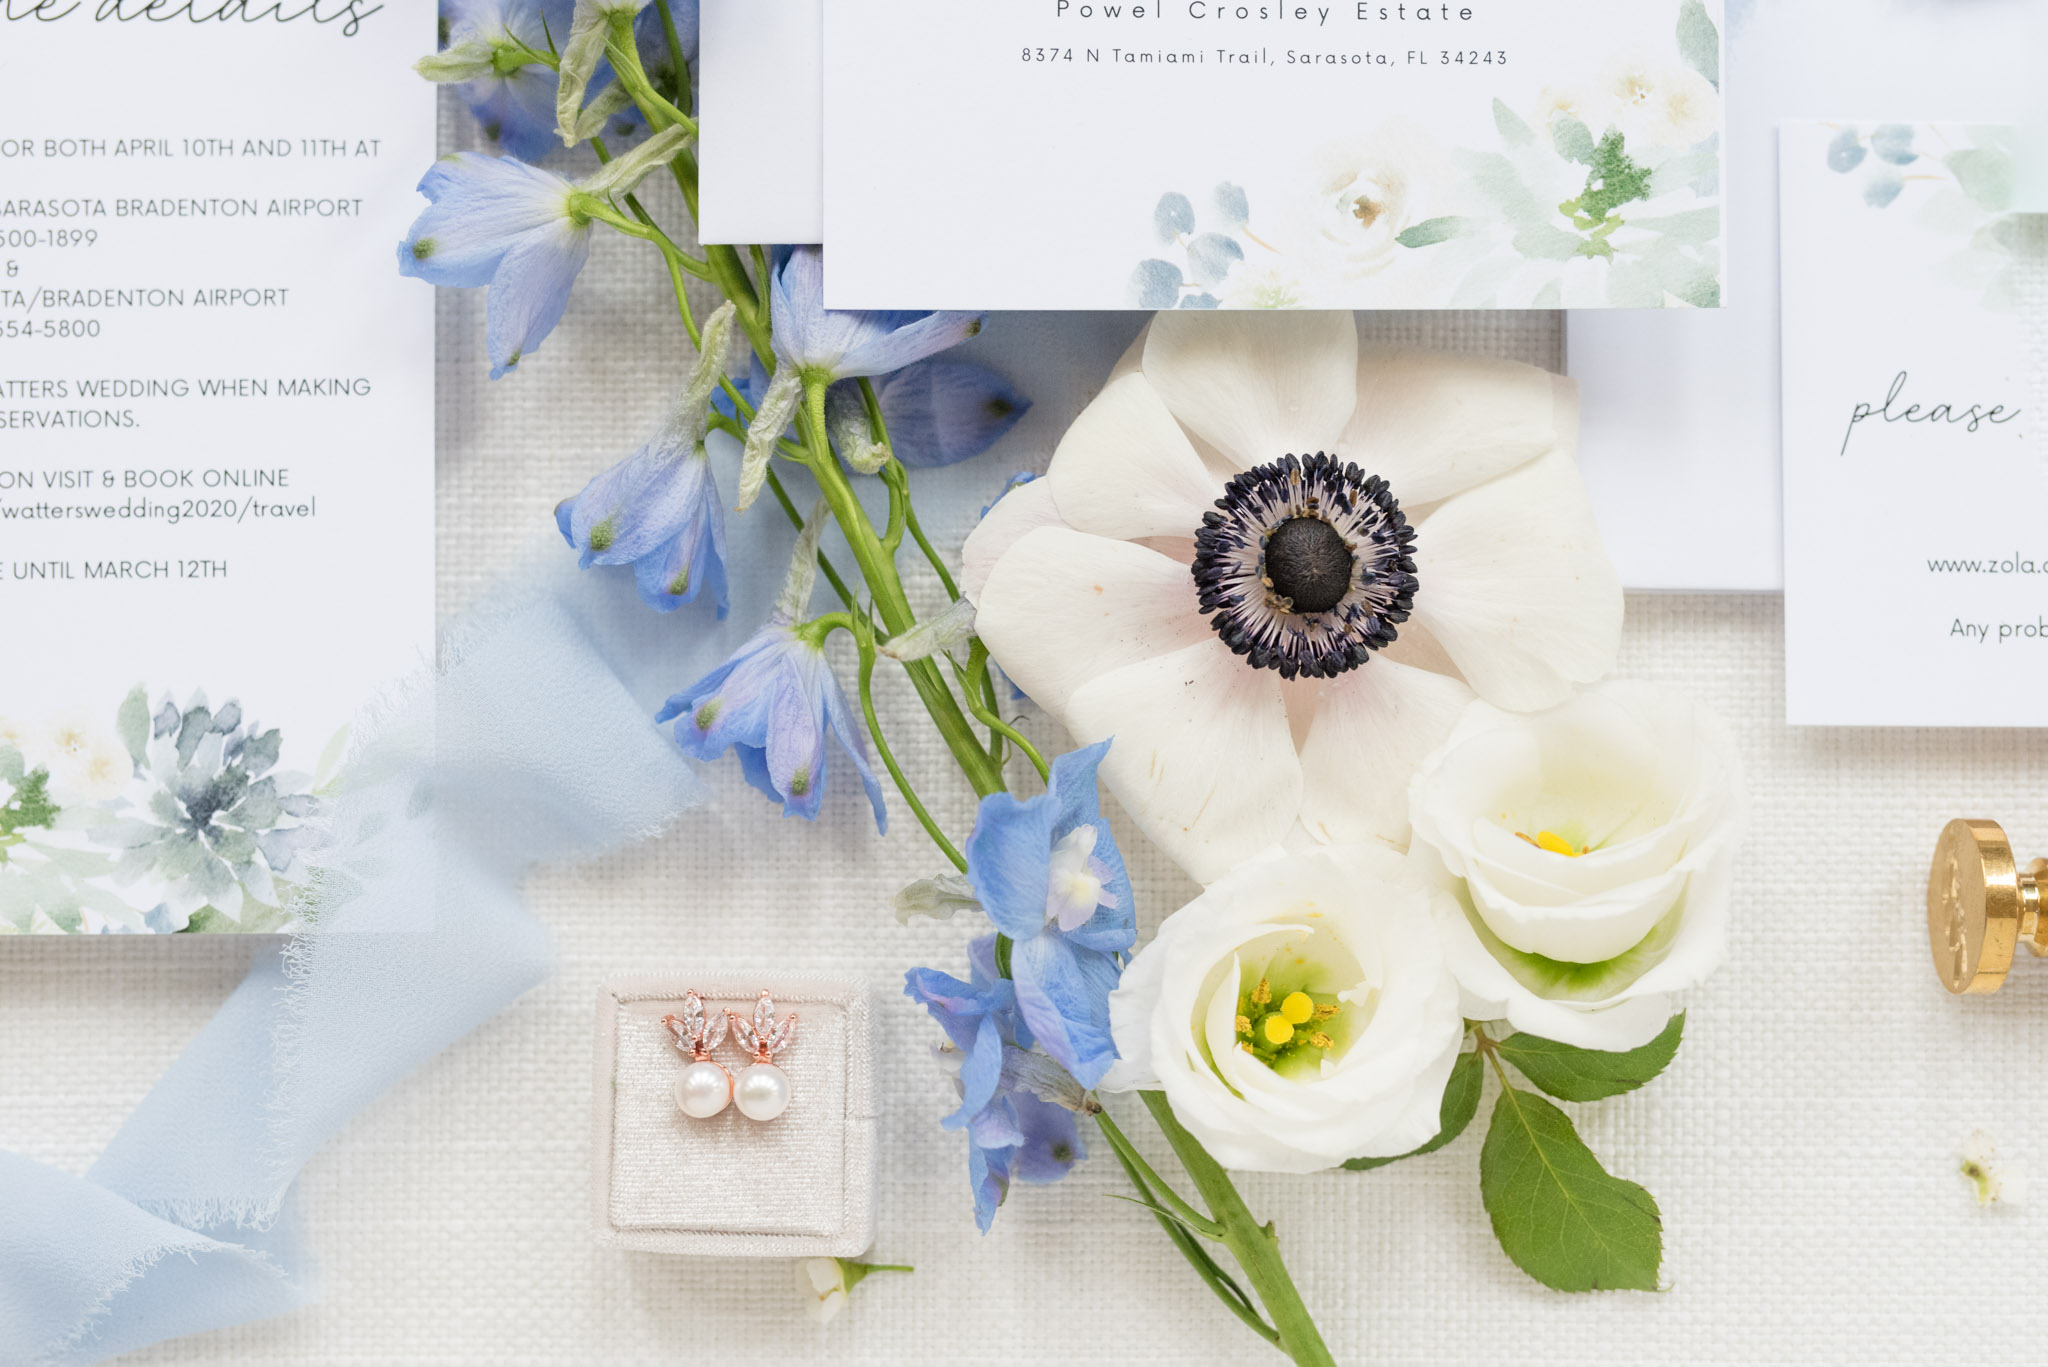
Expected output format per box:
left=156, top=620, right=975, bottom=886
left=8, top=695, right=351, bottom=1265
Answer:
left=5, top=102, right=2048, bottom=1367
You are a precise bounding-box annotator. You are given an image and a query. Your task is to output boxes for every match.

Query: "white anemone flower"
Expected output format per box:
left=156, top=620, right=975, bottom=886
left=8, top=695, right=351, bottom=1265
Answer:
left=963, top=311, right=1621, bottom=884
left=1102, top=844, right=1465, bottom=1173
left=1408, top=680, right=1744, bottom=1050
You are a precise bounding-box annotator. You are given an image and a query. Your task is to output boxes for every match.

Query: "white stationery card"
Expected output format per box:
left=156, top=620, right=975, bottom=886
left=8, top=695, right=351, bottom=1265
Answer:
left=699, top=0, right=825, bottom=245
left=823, top=0, right=1726, bottom=310
left=0, top=2, right=435, bottom=932
left=1780, top=122, right=2036, bottom=727
left=1568, top=0, right=2048, bottom=593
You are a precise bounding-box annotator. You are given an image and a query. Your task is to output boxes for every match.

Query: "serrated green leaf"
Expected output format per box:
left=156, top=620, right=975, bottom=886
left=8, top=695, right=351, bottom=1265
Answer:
left=1481, top=1085, right=1662, bottom=1291
left=1676, top=0, right=1720, bottom=89
left=1344, top=1049, right=1483, bottom=1171
left=1494, top=1014, right=1685, bottom=1102
left=1395, top=216, right=1471, bottom=248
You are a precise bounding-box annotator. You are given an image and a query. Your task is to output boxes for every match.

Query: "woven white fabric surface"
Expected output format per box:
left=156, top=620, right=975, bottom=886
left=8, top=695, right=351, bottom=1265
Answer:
left=6, top=103, right=2048, bottom=1367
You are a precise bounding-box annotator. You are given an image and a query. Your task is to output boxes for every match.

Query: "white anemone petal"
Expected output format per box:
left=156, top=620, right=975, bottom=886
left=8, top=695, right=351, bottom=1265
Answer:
left=1065, top=639, right=1301, bottom=885
left=1298, top=660, right=1474, bottom=849
left=1048, top=371, right=1221, bottom=542
left=961, top=476, right=1066, bottom=603
left=1142, top=311, right=1359, bottom=473
left=1410, top=448, right=1622, bottom=711
left=974, top=527, right=1210, bottom=715
left=1340, top=348, right=1571, bottom=506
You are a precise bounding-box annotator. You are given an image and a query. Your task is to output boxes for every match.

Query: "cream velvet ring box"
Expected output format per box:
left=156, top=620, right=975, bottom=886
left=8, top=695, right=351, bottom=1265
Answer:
left=592, top=975, right=876, bottom=1256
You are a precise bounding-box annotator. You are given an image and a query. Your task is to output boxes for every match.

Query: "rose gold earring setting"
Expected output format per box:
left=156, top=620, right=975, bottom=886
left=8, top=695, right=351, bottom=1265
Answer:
left=664, top=990, right=734, bottom=1119
left=727, top=990, right=799, bottom=1122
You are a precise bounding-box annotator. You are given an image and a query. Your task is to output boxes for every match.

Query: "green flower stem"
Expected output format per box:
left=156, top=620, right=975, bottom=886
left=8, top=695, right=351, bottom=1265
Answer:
left=953, top=644, right=1048, bottom=783
left=1093, top=1106, right=1224, bottom=1238
left=1140, top=1092, right=1336, bottom=1367
left=1095, top=1111, right=1279, bottom=1346
left=846, top=613, right=968, bottom=872
left=605, top=13, right=696, bottom=134
left=651, top=0, right=689, bottom=106
left=798, top=378, right=1006, bottom=802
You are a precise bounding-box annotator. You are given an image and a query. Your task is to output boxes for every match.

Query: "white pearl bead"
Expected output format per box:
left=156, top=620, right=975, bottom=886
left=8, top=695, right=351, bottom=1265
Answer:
left=674, top=1060, right=732, bottom=1118
left=735, top=1062, right=791, bottom=1121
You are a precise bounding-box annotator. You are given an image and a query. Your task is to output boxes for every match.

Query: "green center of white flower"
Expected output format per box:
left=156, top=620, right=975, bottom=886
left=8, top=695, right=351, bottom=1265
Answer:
left=1218, top=925, right=1371, bottom=1082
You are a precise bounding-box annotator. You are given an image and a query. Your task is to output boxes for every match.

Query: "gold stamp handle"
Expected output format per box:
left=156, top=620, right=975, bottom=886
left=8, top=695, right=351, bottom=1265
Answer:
left=1928, top=818, right=2048, bottom=994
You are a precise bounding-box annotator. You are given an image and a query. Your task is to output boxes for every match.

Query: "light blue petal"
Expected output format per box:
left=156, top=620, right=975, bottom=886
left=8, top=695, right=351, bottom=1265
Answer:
left=761, top=664, right=828, bottom=820
left=632, top=493, right=728, bottom=617
left=963, top=788, right=1056, bottom=940
left=967, top=1132, right=1013, bottom=1233
left=484, top=216, right=590, bottom=378
left=836, top=310, right=985, bottom=379
left=1011, top=934, right=1122, bottom=1089
left=399, top=153, right=575, bottom=288
left=819, top=661, right=888, bottom=833
left=875, top=361, right=1031, bottom=469
left=1008, top=1091, right=1084, bottom=1184
left=945, top=1017, right=1006, bottom=1130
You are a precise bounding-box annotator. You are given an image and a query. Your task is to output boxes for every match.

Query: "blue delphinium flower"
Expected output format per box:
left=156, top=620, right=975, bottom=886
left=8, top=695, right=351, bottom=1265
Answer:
left=399, top=128, right=685, bottom=378
left=436, top=0, right=576, bottom=161
left=907, top=935, right=1086, bottom=1232
left=400, top=154, right=588, bottom=378
left=961, top=741, right=1134, bottom=1088
left=736, top=246, right=988, bottom=508
left=557, top=302, right=734, bottom=614
left=825, top=360, right=1031, bottom=471
left=654, top=503, right=886, bottom=829
left=768, top=246, right=984, bottom=383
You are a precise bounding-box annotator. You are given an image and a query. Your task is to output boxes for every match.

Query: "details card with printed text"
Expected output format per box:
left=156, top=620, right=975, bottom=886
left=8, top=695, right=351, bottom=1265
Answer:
left=0, top=1, right=434, bottom=932
left=1780, top=121, right=2038, bottom=727
left=824, top=0, right=1726, bottom=309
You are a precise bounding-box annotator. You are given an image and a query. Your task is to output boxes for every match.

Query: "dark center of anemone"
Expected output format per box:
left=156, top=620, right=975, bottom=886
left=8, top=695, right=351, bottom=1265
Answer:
left=1264, top=516, right=1354, bottom=614
left=1190, top=451, right=1418, bottom=680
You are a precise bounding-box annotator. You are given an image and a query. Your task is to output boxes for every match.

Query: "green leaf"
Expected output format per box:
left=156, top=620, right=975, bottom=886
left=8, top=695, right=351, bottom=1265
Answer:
left=1481, top=1085, right=1663, bottom=1291
left=1494, top=1014, right=1685, bottom=1102
left=1492, top=97, right=1535, bottom=148
left=1395, top=216, right=1471, bottom=249
left=1550, top=114, right=1596, bottom=166
left=1344, top=1049, right=1483, bottom=1170
left=116, top=685, right=151, bottom=766
left=1947, top=146, right=2014, bottom=213
left=1676, top=0, right=1720, bottom=89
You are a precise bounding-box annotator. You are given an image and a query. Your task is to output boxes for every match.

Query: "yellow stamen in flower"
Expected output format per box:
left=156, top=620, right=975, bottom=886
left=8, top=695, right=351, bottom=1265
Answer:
left=1279, top=991, right=1314, bottom=1025
left=1250, top=978, right=1272, bottom=1006
left=1312, top=1003, right=1340, bottom=1021
left=1517, top=829, right=1586, bottom=857
left=1235, top=1015, right=1252, bottom=1037
left=1309, top=1032, right=1334, bottom=1050
left=1261, top=1015, right=1294, bottom=1046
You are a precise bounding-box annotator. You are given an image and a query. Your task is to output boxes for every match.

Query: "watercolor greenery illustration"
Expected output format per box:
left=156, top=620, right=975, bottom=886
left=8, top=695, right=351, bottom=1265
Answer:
left=1823, top=122, right=2030, bottom=312
left=0, top=687, right=327, bottom=935
left=1132, top=0, right=1724, bottom=310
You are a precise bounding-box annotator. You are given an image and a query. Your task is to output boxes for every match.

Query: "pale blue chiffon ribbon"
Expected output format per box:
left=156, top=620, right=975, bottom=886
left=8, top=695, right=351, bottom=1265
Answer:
left=0, top=311, right=1139, bottom=1365
left=0, top=557, right=715, bottom=1365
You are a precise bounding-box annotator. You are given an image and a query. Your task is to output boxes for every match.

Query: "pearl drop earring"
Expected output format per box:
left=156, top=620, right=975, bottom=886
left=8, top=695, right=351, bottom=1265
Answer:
left=726, top=990, right=799, bottom=1122
left=663, top=991, right=733, bottom=1119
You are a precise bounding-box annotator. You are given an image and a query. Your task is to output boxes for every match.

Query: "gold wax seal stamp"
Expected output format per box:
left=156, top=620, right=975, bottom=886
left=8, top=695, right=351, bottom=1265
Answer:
left=1928, top=818, right=2048, bottom=994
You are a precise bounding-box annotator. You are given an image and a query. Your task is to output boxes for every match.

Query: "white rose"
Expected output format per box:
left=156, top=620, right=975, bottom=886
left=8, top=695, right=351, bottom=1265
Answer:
left=1408, top=679, right=1744, bottom=1051
left=1291, top=123, right=1442, bottom=286
left=1103, top=845, right=1464, bottom=1174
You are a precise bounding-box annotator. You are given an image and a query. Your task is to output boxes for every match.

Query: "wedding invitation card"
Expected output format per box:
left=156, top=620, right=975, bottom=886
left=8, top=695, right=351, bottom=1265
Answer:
left=699, top=0, right=825, bottom=244
left=1780, top=121, right=2036, bottom=727
left=823, top=0, right=1725, bottom=309
left=0, top=2, right=434, bottom=932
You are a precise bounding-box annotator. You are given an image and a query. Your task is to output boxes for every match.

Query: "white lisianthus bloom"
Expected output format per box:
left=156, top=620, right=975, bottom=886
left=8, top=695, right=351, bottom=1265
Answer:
left=1408, top=680, right=1744, bottom=1051
left=964, top=311, right=1621, bottom=883
left=1102, top=845, right=1464, bottom=1174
